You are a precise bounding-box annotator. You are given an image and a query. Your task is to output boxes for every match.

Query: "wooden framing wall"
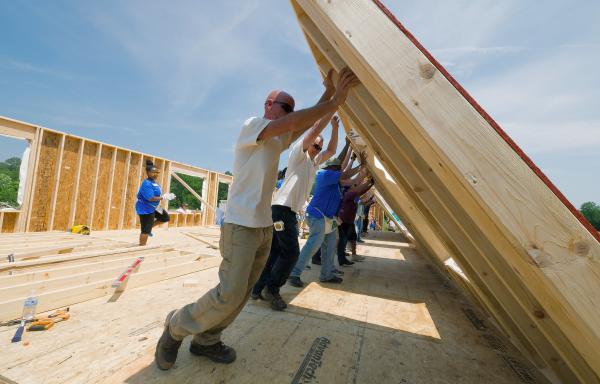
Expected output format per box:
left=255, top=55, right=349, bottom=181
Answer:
left=0, top=116, right=231, bottom=233
left=291, top=1, right=600, bottom=383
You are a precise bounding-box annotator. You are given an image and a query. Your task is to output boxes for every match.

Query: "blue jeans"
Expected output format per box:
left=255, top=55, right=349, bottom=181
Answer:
left=291, top=216, right=337, bottom=281
left=355, top=217, right=363, bottom=241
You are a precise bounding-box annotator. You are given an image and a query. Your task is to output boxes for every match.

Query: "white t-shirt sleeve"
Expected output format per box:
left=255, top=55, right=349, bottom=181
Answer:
left=236, top=117, right=271, bottom=149
left=288, top=138, right=306, bottom=166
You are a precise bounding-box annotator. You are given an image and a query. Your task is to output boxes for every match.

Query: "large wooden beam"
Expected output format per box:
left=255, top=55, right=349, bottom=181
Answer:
left=301, top=17, right=563, bottom=377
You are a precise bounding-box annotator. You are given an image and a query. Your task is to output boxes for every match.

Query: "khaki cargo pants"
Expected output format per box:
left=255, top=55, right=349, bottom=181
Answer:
left=169, top=223, right=273, bottom=344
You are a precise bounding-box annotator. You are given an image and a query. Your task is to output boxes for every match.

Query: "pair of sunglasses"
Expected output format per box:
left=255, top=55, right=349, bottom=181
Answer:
left=312, top=143, right=322, bottom=151
left=273, top=101, right=294, bottom=113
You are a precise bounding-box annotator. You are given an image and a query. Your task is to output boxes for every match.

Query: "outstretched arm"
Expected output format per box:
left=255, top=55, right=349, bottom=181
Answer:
left=317, top=116, right=339, bottom=164
left=259, top=68, right=358, bottom=142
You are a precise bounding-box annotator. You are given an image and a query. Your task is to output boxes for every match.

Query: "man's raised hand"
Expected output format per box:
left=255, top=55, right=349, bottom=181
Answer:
left=333, top=67, right=360, bottom=106
left=331, top=115, right=339, bottom=129
left=323, top=69, right=335, bottom=96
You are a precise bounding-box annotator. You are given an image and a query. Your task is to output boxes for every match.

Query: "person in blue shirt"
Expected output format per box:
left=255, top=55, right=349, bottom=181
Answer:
left=288, top=144, right=365, bottom=287
left=136, top=160, right=175, bottom=246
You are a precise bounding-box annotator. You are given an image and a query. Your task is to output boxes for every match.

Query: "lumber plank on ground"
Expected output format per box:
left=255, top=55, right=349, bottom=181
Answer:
left=0, top=249, right=186, bottom=288
left=0, top=256, right=220, bottom=321
left=0, top=252, right=202, bottom=300
left=181, top=231, right=219, bottom=249
left=0, top=245, right=166, bottom=274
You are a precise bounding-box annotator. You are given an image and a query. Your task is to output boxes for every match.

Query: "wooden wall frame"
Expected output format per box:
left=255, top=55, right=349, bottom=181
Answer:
left=0, top=115, right=231, bottom=234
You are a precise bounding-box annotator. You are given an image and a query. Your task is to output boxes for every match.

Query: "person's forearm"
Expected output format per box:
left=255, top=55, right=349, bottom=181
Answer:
left=341, top=165, right=360, bottom=181
left=316, top=86, right=334, bottom=105
left=337, top=139, right=351, bottom=162
left=350, top=181, right=374, bottom=195
left=327, top=124, right=339, bottom=153
left=259, top=99, right=339, bottom=141
left=304, top=112, right=335, bottom=148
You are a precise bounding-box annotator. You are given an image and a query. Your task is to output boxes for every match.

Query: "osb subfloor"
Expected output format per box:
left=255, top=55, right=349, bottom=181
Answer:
left=0, top=228, right=548, bottom=384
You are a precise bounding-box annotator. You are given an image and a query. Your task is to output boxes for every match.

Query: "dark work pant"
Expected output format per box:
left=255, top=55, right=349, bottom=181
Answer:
left=311, top=248, right=321, bottom=263
left=362, top=205, right=371, bottom=233
left=252, top=205, right=299, bottom=295
left=337, top=222, right=354, bottom=264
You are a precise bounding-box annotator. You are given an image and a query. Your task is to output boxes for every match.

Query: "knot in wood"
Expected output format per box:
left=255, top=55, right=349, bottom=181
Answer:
left=419, top=63, right=436, bottom=79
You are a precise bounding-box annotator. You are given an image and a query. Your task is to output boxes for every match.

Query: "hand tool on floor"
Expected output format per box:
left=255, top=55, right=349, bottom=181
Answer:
left=27, top=308, right=70, bottom=331
left=11, top=294, right=38, bottom=343
left=111, top=257, right=144, bottom=289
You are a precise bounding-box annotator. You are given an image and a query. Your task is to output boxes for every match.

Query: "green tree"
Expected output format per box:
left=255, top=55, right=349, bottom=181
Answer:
left=169, top=173, right=203, bottom=210
left=0, top=157, right=21, bottom=207
left=218, top=182, right=229, bottom=203
left=580, top=202, right=600, bottom=231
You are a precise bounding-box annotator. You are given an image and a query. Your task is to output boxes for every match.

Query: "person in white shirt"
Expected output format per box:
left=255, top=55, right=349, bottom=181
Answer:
left=251, top=115, right=340, bottom=310
left=155, top=68, right=359, bottom=370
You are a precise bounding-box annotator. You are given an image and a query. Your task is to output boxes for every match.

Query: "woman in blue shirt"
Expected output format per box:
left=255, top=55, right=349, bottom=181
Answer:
left=136, top=160, right=175, bottom=245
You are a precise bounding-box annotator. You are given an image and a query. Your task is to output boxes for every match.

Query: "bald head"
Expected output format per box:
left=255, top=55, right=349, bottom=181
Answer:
left=264, top=90, right=295, bottom=120
left=266, top=90, right=295, bottom=108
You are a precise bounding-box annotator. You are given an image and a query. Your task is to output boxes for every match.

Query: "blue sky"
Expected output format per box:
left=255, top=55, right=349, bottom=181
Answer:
left=0, top=0, right=598, bottom=207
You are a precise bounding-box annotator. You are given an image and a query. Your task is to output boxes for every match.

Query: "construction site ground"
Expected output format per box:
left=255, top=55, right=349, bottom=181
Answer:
left=1, top=227, right=548, bottom=384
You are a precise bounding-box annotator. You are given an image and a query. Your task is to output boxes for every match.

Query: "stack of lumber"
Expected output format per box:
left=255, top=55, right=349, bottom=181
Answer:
left=0, top=232, right=220, bottom=321
left=290, top=1, right=600, bottom=382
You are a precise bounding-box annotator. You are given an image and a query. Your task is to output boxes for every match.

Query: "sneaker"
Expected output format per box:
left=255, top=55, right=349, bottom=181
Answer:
left=262, top=288, right=287, bottom=311
left=189, top=341, right=236, bottom=364
left=155, top=310, right=182, bottom=370
left=320, top=276, right=343, bottom=284
left=340, top=260, right=355, bottom=266
left=288, top=276, right=304, bottom=288
left=351, top=254, right=366, bottom=262
left=356, top=239, right=365, bottom=244
left=312, top=259, right=321, bottom=265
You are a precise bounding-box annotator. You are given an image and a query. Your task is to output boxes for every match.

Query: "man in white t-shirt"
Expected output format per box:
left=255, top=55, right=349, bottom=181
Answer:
left=251, top=115, right=340, bottom=310
left=155, top=68, right=359, bottom=370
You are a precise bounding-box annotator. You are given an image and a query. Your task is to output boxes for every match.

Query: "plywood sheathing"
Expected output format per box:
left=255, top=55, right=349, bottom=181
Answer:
left=123, top=153, right=142, bottom=229
left=108, top=150, right=128, bottom=230
left=73, top=141, right=100, bottom=227
left=51, top=137, right=81, bottom=231
left=0, top=230, right=550, bottom=384
left=91, top=146, right=113, bottom=230
left=28, top=131, right=61, bottom=232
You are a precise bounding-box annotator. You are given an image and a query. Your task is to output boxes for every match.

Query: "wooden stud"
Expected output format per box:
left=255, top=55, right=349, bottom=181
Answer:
left=68, top=139, right=86, bottom=229
left=104, top=148, right=118, bottom=230
left=48, top=134, right=65, bottom=231
left=88, top=144, right=103, bottom=229
left=118, top=152, right=132, bottom=229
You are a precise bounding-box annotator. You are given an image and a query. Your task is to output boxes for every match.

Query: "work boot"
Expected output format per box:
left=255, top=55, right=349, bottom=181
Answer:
left=288, top=276, right=304, bottom=288
left=155, top=310, right=182, bottom=371
left=262, top=288, right=288, bottom=311
left=250, top=291, right=264, bottom=300
left=189, top=341, right=236, bottom=364
left=351, top=254, right=365, bottom=262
